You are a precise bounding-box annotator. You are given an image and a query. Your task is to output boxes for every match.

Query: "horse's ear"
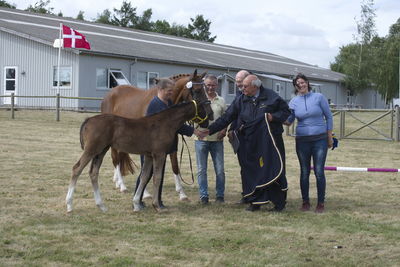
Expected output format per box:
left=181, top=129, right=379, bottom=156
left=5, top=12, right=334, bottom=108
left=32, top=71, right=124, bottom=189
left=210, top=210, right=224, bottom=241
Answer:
left=154, top=78, right=160, bottom=84
left=193, top=69, right=198, bottom=78
left=200, top=71, right=207, bottom=79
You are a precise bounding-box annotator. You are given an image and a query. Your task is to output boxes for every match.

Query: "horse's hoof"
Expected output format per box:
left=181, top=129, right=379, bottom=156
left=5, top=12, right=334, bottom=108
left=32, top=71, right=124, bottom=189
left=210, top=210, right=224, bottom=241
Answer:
left=66, top=204, right=73, bottom=213
left=180, top=196, right=189, bottom=202
left=97, top=204, right=108, bottom=212
left=152, top=204, right=168, bottom=213
left=120, top=188, right=128, bottom=193
left=179, top=192, right=189, bottom=201
left=133, top=202, right=145, bottom=212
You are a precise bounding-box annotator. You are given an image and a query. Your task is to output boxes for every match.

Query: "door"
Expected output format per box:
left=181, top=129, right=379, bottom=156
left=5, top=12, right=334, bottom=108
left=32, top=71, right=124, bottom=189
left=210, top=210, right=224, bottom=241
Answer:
left=3, top=67, right=18, bottom=105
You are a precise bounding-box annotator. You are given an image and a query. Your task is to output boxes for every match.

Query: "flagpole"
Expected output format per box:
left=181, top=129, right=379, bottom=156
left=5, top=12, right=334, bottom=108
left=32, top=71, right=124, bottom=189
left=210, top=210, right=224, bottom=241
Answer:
left=57, top=23, right=62, bottom=95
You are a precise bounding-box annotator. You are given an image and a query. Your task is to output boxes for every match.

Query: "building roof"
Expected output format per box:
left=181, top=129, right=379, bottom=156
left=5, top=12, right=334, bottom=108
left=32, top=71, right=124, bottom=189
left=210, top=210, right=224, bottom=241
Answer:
left=0, top=7, right=345, bottom=82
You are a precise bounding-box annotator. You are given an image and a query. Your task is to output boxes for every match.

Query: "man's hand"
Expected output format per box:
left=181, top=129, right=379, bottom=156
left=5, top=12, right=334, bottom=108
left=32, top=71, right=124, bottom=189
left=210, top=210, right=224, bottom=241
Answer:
left=217, top=129, right=227, bottom=141
left=194, top=129, right=209, bottom=140
left=227, top=130, right=234, bottom=143
left=267, top=113, right=273, bottom=122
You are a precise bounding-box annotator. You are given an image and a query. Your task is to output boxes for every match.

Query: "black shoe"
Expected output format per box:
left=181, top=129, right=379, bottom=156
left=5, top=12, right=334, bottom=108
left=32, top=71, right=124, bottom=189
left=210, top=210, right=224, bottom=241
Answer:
left=246, top=204, right=261, bottom=212
left=237, top=198, right=246, bottom=205
left=268, top=204, right=285, bottom=212
left=159, top=202, right=167, bottom=210
left=200, top=197, right=209, bottom=205
left=215, top=197, right=224, bottom=203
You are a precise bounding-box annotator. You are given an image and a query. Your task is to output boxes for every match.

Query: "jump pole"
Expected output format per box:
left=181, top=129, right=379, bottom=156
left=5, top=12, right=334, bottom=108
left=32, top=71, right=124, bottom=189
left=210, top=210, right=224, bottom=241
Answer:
left=317, top=166, right=400, bottom=173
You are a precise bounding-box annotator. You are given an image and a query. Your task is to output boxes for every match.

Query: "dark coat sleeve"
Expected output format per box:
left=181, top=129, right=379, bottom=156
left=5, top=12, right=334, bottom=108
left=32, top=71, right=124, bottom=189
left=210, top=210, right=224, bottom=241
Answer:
left=270, top=97, right=290, bottom=123
left=208, top=97, right=240, bottom=135
left=177, top=124, right=194, bottom=136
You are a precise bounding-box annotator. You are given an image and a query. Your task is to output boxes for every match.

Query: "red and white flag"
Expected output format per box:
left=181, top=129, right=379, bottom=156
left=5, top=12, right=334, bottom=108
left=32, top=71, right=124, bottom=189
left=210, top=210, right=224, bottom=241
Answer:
left=62, top=25, right=91, bottom=50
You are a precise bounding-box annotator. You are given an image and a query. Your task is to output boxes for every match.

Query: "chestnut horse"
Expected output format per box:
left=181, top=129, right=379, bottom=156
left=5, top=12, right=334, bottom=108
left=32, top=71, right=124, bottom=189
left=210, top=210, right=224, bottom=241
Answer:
left=101, top=70, right=209, bottom=200
left=66, top=99, right=212, bottom=213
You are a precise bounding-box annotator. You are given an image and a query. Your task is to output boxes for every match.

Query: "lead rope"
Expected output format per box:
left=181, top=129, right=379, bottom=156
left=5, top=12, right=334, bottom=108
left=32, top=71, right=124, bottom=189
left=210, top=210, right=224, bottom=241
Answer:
left=178, top=134, right=195, bottom=185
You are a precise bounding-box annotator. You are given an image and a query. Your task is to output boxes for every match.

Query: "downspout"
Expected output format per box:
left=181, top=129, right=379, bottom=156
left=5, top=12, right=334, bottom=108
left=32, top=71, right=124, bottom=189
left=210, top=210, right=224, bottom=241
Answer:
left=129, top=58, right=137, bottom=84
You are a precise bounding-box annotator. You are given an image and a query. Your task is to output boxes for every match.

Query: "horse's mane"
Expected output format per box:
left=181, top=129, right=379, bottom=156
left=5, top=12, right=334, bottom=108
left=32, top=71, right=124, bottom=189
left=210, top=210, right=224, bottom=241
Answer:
left=169, top=73, right=191, bottom=81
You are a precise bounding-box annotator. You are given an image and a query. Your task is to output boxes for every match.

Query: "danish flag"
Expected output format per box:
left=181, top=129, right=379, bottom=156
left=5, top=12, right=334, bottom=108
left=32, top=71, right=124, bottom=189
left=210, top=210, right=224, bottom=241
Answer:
left=62, top=25, right=91, bottom=49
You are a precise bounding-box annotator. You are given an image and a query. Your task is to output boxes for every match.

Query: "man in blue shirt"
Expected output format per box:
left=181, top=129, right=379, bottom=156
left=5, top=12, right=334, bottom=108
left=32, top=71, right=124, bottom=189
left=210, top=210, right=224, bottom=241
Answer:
left=135, top=78, right=202, bottom=209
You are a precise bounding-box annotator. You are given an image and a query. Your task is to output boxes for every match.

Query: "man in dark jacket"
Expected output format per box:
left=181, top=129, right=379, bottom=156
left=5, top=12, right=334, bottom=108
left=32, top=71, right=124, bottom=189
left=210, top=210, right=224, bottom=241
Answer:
left=207, top=75, right=290, bottom=211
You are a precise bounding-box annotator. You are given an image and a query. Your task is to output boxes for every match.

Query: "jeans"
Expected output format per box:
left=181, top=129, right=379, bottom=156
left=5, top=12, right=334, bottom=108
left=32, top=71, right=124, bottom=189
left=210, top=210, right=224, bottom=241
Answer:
left=195, top=140, right=225, bottom=199
left=296, top=138, right=327, bottom=203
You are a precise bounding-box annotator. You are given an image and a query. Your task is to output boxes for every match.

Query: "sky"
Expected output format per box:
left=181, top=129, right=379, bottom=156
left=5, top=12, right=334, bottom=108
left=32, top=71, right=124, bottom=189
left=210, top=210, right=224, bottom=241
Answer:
left=8, top=0, right=400, bottom=69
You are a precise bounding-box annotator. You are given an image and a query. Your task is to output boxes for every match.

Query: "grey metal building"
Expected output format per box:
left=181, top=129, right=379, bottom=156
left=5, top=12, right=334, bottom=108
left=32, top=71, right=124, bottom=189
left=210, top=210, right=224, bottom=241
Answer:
left=0, top=7, right=386, bottom=110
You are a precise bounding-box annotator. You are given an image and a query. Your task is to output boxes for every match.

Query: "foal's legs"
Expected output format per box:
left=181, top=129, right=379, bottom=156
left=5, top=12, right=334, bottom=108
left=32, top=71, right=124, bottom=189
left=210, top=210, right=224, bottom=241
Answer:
left=133, top=155, right=153, bottom=212
left=152, top=154, right=167, bottom=212
left=66, top=151, right=94, bottom=212
left=89, top=147, right=109, bottom=212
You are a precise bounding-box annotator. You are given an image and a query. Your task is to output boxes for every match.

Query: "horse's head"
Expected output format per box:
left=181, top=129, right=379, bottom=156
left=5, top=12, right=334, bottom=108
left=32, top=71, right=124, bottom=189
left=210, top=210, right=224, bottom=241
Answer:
left=181, top=69, right=214, bottom=127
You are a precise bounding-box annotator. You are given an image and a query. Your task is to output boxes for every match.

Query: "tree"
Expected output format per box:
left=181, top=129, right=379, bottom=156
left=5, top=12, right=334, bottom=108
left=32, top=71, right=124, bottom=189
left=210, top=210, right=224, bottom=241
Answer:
left=111, top=0, right=138, bottom=27
left=135, top=9, right=153, bottom=31
left=374, top=18, right=400, bottom=100
left=0, top=0, right=16, bottom=8
left=95, top=9, right=113, bottom=25
left=76, top=11, right=85, bottom=21
left=153, top=19, right=172, bottom=34
left=25, top=0, right=54, bottom=14
left=93, top=3, right=217, bottom=42
left=187, top=15, right=216, bottom=42
left=330, top=0, right=376, bottom=95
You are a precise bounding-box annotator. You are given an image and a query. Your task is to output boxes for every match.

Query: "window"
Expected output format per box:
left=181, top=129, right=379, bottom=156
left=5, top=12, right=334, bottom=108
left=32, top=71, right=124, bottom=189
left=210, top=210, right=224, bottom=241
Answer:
left=228, top=80, right=235, bottom=95
left=137, top=71, right=159, bottom=89
left=53, top=66, right=72, bottom=88
left=5, top=68, right=16, bottom=91
left=96, top=68, right=130, bottom=89
left=109, top=70, right=130, bottom=87
left=96, top=68, right=107, bottom=88
left=275, top=83, right=281, bottom=94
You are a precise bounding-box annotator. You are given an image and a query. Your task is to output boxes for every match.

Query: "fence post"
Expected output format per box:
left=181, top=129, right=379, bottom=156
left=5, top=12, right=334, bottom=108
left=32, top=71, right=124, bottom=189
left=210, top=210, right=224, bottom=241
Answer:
left=11, top=93, right=15, bottom=119
left=339, top=110, right=345, bottom=139
left=56, top=93, right=60, bottom=122
left=395, top=106, right=400, bottom=142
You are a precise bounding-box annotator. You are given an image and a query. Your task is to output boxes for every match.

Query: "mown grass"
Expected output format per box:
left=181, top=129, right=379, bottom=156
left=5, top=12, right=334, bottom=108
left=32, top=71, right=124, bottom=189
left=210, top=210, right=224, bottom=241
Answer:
left=0, top=109, right=399, bottom=266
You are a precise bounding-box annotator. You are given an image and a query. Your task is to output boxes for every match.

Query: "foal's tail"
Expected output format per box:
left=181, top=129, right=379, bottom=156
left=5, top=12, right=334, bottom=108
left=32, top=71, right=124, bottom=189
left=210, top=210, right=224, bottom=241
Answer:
left=79, top=117, right=91, bottom=150
left=111, top=148, right=137, bottom=176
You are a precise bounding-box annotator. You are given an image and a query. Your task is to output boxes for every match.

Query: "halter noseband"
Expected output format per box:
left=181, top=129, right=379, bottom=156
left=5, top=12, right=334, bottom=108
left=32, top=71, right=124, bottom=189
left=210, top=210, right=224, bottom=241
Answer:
left=189, top=100, right=209, bottom=124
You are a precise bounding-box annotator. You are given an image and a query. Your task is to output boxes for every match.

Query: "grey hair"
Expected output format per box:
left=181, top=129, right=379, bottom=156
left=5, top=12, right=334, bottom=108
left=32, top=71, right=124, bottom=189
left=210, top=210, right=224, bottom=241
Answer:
left=204, top=74, right=218, bottom=82
left=156, top=78, right=174, bottom=90
left=251, top=78, right=262, bottom=88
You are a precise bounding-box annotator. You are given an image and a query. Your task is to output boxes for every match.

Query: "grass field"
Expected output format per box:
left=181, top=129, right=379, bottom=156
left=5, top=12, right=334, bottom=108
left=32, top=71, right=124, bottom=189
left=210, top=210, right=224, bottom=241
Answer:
left=0, top=109, right=399, bottom=266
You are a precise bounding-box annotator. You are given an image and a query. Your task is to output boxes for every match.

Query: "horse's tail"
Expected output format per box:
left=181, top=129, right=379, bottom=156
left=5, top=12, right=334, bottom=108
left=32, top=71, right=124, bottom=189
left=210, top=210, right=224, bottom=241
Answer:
left=111, top=148, right=137, bottom=176
left=79, top=117, right=91, bottom=150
